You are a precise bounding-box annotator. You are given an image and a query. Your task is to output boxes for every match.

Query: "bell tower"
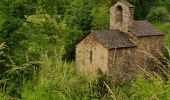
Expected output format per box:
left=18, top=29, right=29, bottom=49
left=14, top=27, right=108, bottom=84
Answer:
left=110, top=0, right=135, bottom=33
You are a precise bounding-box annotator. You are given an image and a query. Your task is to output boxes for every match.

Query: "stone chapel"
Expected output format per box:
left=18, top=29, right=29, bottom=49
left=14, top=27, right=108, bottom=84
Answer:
left=76, top=0, right=164, bottom=83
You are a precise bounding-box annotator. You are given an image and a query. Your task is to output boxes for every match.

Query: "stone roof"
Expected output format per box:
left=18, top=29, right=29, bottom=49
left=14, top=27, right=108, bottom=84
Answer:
left=120, top=0, right=135, bottom=8
left=129, top=20, right=164, bottom=37
left=91, top=30, right=137, bottom=49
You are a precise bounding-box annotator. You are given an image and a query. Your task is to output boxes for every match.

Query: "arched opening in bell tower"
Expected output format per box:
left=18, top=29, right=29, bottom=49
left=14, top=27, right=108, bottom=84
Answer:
left=115, top=5, right=123, bottom=23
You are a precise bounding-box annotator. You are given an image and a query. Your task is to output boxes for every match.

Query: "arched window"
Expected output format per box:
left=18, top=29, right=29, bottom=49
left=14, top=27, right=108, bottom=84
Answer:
left=115, top=5, right=123, bottom=23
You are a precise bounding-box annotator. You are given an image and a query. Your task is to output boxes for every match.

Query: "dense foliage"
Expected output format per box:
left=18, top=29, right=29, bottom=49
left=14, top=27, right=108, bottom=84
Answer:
left=0, top=0, right=170, bottom=99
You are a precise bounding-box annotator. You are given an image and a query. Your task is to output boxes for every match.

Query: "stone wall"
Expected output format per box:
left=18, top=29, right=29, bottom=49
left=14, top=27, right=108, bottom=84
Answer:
left=137, top=36, right=164, bottom=58
left=107, top=35, right=164, bottom=84
left=136, top=36, right=164, bottom=72
left=128, top=32, right=164, bottom=72
left=110, top=2, right=134, bottom=33
left=76, top=33, right=108, bottom=75
left=108, top=48, right=137, bottom=84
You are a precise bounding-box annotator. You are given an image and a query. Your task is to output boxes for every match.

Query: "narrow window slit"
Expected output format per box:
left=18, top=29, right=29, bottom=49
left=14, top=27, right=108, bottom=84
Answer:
left=90, top=50, right=92, bottom=63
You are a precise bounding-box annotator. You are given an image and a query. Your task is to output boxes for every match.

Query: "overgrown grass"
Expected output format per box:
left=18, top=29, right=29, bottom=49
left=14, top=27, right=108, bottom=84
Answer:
left=21, top=52, right=112, bottom=100
left=0, top=52, right=170, bottom=99
left=20, top=48, right=170, bottom=100
left=22, top=56, right=90, bottom=100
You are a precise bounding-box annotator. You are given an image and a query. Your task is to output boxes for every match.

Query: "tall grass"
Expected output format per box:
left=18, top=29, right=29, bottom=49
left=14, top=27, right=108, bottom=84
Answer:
left=0, top=51, right=170, bottom=99
left=20, top=48, right=170, bottom=100
left=1, top=46, right=170, bottom=99
left=21, top=50, right=114, bottom=100
left=21, top=51, right=94, bottom=100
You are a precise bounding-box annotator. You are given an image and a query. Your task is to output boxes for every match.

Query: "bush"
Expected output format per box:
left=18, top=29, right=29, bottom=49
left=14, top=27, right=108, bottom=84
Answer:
left=147, top=7, right=169, bottom=22
left=165, top=0, right=170, bottom=13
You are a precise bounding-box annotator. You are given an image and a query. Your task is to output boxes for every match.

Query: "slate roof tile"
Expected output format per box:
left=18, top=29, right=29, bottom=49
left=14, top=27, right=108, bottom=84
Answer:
left=129, top=20, right=164, bottom=37
left=91, top=30, right=137, bottom=49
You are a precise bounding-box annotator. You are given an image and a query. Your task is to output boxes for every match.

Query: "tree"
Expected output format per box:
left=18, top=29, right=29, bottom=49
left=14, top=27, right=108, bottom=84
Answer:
left=91, top=5, right=109, bottom=29
left=147, top=6, right=169, bottom=22
left=64, top=0, right=92, bottom=31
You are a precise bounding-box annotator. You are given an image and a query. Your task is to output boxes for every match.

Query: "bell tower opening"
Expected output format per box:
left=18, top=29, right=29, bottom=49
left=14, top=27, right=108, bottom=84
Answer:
left=115, top=5, right=123, bottom=23
left=110, top=0, right=135, bottom=32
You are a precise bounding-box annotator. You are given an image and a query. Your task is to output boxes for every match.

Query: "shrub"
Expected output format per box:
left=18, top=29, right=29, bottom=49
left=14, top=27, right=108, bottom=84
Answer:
left=147, top=7, right=169, bottom=22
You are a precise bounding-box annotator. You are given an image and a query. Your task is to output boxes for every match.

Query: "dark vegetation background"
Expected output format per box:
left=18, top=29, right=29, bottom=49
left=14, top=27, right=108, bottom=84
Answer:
left=0, top=0, right=170, bottom=99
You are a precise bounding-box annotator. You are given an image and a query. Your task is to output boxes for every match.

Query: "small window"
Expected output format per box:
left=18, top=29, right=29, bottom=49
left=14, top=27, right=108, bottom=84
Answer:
left=90, top=50, right=92, bottom=63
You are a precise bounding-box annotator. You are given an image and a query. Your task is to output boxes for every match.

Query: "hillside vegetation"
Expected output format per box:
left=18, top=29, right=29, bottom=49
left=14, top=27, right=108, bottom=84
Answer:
left=0, top=0, right=170, bottom=99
